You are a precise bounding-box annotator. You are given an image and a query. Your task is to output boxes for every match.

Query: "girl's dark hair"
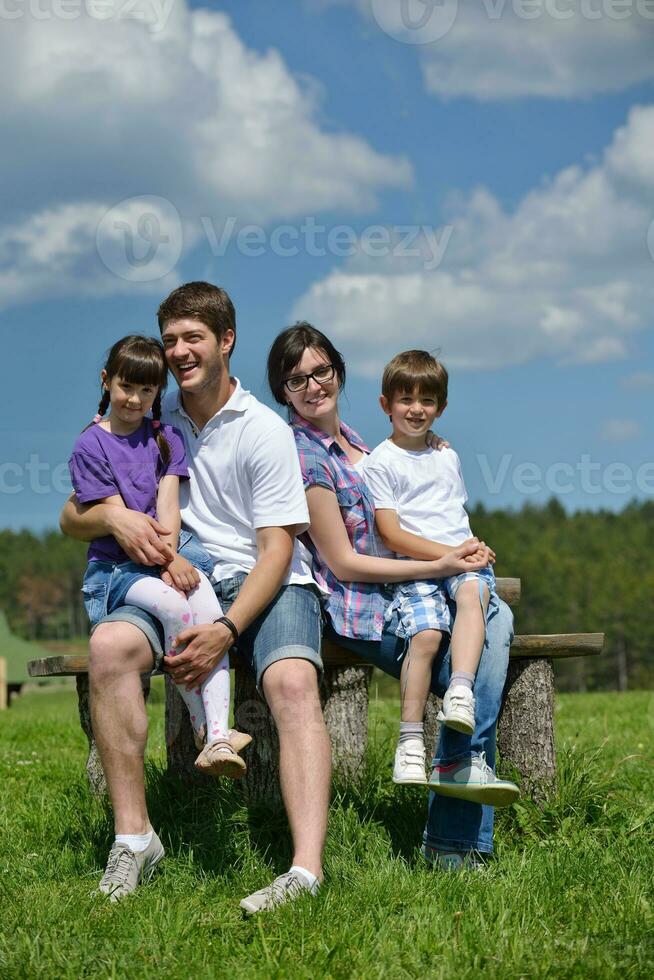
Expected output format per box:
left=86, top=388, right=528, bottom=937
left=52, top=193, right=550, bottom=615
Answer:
left=267, top=322, right=346, bottom=407
left=92, top=334, right=171, bottom=465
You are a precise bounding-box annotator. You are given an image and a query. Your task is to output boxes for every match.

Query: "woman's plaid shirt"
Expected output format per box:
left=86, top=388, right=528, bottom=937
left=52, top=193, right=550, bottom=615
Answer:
left=291, top=413, right=389, bottom=641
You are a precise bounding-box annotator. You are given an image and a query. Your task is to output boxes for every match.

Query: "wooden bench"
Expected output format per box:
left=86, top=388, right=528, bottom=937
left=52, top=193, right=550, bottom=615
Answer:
left=28, top=577, right=604, bottom=803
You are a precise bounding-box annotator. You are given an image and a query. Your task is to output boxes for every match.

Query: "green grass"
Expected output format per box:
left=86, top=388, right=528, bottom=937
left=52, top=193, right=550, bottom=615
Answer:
left=1, top=687, right=653, bottom=978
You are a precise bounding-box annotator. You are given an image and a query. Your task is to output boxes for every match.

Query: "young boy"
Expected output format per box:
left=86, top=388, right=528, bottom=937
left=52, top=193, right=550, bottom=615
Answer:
left=363, top=350, right=498, bottom=785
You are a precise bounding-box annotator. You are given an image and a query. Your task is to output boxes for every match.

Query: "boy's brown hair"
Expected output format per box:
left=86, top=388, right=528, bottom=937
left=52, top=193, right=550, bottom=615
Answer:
left=382, top=350, right=448, bottom=408
left=157, top=281, right=236, bottom=355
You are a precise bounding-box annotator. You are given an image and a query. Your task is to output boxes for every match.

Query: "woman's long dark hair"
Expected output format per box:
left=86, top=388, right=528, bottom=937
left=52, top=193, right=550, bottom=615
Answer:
left=89, top=334, right=171, bottom=465
left=267, top=322, right=346, bottom=409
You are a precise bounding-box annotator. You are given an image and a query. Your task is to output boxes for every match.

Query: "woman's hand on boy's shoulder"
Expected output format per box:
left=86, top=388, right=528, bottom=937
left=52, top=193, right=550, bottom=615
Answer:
left=425, top=430, right=450, bottom=451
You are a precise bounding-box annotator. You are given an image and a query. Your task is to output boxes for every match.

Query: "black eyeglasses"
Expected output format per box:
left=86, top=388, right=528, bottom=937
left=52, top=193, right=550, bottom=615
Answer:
left=284, top=364, right=336, bottom=393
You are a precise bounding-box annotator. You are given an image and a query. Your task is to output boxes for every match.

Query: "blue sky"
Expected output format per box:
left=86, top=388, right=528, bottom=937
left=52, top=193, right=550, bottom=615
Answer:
left=1, top=0, right=653, bottom=531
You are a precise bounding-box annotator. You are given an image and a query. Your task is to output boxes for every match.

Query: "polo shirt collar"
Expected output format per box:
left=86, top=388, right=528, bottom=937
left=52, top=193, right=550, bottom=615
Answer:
left=170, top=377, right=252, bottom=429
left=290, top=410, right=369, bottom=455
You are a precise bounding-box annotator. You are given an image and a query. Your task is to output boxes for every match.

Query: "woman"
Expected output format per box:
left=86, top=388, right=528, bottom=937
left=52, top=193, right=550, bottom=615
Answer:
left=267, top=322, right=517, bottom=869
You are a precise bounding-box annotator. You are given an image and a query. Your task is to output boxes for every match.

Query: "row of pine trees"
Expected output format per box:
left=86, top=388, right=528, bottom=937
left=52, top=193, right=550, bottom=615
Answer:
left=1, top=499, right=652, bottom=691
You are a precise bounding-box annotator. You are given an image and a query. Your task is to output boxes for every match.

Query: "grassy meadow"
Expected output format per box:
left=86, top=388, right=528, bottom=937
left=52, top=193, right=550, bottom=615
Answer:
left=1, top=681, right=653, bottom=979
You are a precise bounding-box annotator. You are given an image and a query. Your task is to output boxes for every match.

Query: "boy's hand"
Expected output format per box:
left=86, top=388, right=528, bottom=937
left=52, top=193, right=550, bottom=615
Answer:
left=425, top=431, right=450, bottom=451
left=464, top=538, right=496, bottom=566
left=163, top=554, right=201, bottom=594
left=435, top=538, right=492, bottom=577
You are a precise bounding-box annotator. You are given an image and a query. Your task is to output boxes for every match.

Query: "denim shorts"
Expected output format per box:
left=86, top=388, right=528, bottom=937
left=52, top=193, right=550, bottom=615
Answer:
left=92, top=572, right=323, bottom=687
left=82, top=529, right=215, bottom=627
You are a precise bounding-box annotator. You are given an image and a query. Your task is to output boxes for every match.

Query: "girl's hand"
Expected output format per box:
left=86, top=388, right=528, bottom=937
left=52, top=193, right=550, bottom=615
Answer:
left=425, top=431, right=450, bottom=451
left=164, top=554, right=201, bottom=594
left=432, top=538, right=491, bottom=577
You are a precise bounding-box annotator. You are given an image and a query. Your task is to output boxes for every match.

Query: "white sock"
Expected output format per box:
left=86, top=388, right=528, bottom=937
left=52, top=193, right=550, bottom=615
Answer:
left=450, top=670, right=475, bottom=691
left=115, top=830, right=153, bottom=854
left=399, top=721, right=425, bottom=745
left=289, top=865, right=320, bottom=893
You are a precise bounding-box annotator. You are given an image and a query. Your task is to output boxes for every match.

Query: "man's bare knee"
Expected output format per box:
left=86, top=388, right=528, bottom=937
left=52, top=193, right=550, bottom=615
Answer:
left=262, top=660, right=323, bottom=732
left=89, top=622, right=154, bottom=681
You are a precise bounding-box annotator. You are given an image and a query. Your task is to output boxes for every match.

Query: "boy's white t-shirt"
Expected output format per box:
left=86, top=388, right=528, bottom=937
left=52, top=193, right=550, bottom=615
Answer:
left=163, top=379, right=316, bottom=586
left=362, top=439, right=472, bottom=547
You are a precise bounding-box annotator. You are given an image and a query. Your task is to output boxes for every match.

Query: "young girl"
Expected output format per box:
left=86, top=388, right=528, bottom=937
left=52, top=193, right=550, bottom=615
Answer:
left=69, top=334, right=248, bottom=778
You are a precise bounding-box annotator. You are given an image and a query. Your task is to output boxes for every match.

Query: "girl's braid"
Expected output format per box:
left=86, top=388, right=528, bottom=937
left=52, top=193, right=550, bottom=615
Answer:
left=95, top=389, right=110, bottom=421
left=151, top=391, right=171, bottom=466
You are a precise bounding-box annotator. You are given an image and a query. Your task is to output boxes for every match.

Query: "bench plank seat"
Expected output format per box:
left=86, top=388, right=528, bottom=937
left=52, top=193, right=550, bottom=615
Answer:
left=27, top=632, right=604, bottom=679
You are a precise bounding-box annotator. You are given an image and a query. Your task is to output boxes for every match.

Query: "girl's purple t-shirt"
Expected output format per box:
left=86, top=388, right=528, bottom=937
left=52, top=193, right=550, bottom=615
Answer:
left=68, top=420, right=188, bottom=564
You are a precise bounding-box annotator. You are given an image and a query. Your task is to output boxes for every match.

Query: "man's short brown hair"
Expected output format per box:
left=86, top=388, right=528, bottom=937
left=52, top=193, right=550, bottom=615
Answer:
left=382, top=350, right=448, bottom=408
left=157, top=281, right=236, bottom=355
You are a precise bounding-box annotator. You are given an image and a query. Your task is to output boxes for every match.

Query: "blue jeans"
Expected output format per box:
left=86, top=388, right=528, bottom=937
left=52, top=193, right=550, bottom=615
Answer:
left=326, top=597, right=513, bottom=854
left=81, top=530, right=215, bottom=626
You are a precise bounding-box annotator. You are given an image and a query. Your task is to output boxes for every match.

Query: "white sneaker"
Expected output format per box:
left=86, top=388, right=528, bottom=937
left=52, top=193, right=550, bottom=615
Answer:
left=392, top=737, right=427, bottom=785
left=239, top=870, right=317, bottom=915
left=438, top=685, right=475, bottom=735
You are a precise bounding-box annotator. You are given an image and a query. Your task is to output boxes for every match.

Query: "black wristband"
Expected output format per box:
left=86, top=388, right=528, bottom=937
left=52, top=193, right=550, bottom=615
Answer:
left=214, top=615, right=239, bottom=643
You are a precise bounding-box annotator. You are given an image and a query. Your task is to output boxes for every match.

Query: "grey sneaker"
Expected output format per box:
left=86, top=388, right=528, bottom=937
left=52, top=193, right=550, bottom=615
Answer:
left=423, top=845, right=487, bottom=872
left=428, top=751, right=520, bottom=807
left=239, top=870, right=316, bottom=915
left=97, top=832, right=165, bottom=902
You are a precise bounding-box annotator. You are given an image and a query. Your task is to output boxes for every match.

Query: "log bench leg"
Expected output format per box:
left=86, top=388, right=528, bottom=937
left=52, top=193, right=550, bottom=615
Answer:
left=233, top=660, right=281, bottom=807
left=423, top=693, right=443, bottom=765
left=230, top=663, right=374, bottom=805
left=164, top=664, right=284, bottom=803
left=165, top=676, right=210, bottom=783
left=77, top=673, right=151, bottom=797
left=497, top=657, right=556, bottom=802
left=322, top=665, right=372, bottom=784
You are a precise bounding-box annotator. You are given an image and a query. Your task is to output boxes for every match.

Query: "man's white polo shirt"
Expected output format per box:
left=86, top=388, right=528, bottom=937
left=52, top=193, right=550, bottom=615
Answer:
left=163, top=379, right=316, bottom=587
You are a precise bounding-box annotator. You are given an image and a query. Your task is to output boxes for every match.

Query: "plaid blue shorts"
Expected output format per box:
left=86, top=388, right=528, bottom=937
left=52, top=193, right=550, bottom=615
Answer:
left=387, top=565, right=498, bottom=640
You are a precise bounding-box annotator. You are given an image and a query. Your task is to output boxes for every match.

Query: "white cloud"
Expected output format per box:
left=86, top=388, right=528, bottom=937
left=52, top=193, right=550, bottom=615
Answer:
left=0, top=5, right=410, bottom=307
left=291, top=104, right=654, bottom=373
left=0, top=198, right=191, bottom=307
left=326, top=0, right=654, bottom=100
left=601, top=419, right=642, bottom=442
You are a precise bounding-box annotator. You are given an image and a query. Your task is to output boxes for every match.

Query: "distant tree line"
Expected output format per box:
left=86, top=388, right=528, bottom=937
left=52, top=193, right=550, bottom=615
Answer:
left=1, top=499, right=652, bottom=690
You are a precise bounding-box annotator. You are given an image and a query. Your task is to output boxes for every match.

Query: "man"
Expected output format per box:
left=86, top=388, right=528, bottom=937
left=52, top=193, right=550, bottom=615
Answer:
left=61, top=282, right=331, bottom=912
